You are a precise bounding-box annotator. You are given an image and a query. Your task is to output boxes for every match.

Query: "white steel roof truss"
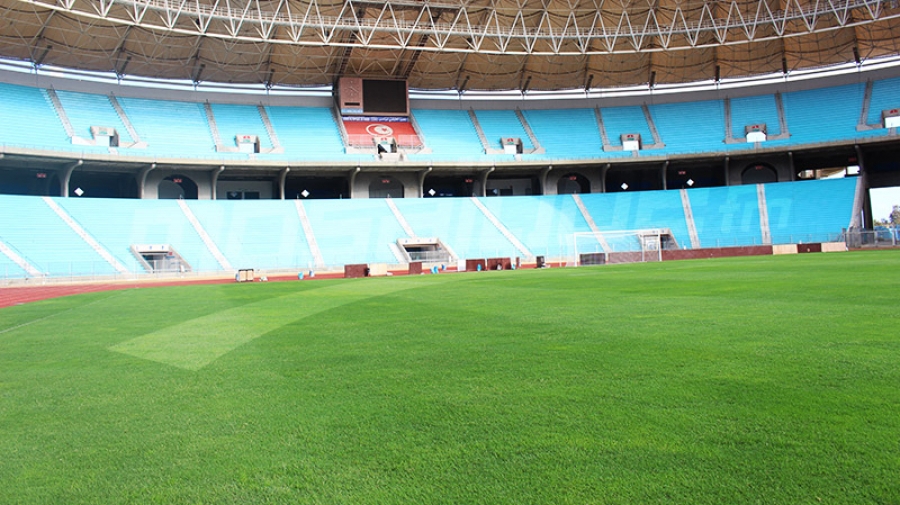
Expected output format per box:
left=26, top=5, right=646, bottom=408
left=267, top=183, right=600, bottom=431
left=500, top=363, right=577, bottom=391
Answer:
left=223, top=0, right=255, bottom=37
left=826, top=0, right=852, bottom=26
left=94, top=0, right=115, bottom=18
left=161, top=0, right=189, bottom=30
left=797, top=0, right=821, bottom=32
left=194, top=0, right=218, bottom=33
left=254, top=0, right=284, bottom=40
left=659, top=7, right=678, bottom=49
left=354, top=1, right=384, bottom=46
left=9, top=0, right=900, bottom=56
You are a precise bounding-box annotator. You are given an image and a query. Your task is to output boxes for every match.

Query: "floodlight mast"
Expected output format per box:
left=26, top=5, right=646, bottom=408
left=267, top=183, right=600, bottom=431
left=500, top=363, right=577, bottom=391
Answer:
left=16, top=0, right=900, bottom=56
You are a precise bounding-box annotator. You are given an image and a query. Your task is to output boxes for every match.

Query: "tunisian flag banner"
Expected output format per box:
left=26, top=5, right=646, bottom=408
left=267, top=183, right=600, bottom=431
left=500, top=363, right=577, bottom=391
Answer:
left=342, top=116, right=422, bottom=146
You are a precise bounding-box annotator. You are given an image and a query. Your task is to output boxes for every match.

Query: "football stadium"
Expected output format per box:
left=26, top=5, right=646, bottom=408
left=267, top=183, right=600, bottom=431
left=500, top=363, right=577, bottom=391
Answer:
left=1, top=0, right=900, bottom=502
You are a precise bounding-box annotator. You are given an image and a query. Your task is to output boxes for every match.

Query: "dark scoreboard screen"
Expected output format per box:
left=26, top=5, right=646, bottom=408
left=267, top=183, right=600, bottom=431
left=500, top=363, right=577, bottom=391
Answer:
left=337, top=77, right=409, bottom=116
left=361, top=79, right=408, bottom=115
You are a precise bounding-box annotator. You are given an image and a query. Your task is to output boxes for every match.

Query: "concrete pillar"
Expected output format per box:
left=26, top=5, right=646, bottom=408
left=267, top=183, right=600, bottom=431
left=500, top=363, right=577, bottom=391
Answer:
left=59, top=160, right=82, bottom=197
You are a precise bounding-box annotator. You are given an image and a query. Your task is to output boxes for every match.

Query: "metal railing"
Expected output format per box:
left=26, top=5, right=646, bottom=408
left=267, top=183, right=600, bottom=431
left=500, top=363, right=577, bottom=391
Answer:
left=844, top=227, right=900, bottom=248
left=406, top=250, right=452, bottom=263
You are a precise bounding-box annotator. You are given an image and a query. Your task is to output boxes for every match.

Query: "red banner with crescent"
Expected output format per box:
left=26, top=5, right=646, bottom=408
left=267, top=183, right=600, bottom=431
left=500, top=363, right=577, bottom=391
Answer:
left=342, top=117, right=422, bottom=147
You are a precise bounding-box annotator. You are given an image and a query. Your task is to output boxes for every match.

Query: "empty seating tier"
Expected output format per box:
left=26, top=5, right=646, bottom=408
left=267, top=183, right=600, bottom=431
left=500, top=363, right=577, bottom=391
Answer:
left=0, top=177, right=857, bottom=279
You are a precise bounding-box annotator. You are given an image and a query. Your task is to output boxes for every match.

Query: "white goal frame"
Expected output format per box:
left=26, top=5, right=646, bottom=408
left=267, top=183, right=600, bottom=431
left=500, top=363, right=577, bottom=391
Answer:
left=571, top=229, right=670, bottom=266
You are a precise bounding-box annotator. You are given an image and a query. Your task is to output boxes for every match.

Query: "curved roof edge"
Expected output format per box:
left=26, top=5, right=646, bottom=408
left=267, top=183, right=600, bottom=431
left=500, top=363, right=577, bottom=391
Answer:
left=4, top=55, right=900, bottom=110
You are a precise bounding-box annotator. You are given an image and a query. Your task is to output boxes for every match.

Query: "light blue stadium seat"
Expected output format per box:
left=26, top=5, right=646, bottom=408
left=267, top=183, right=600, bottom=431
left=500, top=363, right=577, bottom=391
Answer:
left=601, top=106, right=654, bottom=147
left=117, top=97, right=217, bottom=157
left=474, top=110, right=533, bottom=150
left=730, top=95, right=781, bottom=137
left=765, top=178, right=856, bottom=244
left=55, top=90, right=135, bottom=145
left=521, top=108, right=604, bottom=160
left=867, top=77, right=900, bottom=125
left=56, top=197, right=222, bottom=272
left=0, top=195, right=119, bottom=276
left=651, top=100, right=726, bottom=155
left=210, top=103, right=273, bottom=150
left=392, top=197, right=519, bottom=259
left=303, top=199, right=407, bottom=267
left=0, top=83, right=73, bottom=152
left=186, top=200, right=313, bottom=271
left=782, top=83, right=882, bottom=145
left=0, top=244, right=28, bottom=279
left=479, top=195, right=592, bottom=258
left=411, top=109, right=486, bottom=159
left=263, top=106, right=345, bottom=161
left=687, top=185, right=763, bottom=247
left=579, top=190, right=692, bottom=249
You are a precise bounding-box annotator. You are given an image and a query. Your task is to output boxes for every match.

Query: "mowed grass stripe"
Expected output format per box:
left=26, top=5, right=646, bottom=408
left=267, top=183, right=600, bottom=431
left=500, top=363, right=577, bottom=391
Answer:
left=110, top=277, right=450, bottom=370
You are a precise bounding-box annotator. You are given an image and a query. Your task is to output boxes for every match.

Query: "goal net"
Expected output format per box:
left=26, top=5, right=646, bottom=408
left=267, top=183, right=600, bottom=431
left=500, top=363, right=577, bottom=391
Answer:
left=571, top=229, right=676, bottom=266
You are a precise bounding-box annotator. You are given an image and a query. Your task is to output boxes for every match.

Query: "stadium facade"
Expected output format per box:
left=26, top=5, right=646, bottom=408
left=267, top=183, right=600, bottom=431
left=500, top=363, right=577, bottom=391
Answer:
left=1, top=0, right=899, bottom=279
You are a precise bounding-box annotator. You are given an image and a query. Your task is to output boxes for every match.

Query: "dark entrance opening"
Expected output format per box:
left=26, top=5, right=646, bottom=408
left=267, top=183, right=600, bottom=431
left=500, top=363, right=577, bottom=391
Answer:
left=159, top=175, right=198, bottom=199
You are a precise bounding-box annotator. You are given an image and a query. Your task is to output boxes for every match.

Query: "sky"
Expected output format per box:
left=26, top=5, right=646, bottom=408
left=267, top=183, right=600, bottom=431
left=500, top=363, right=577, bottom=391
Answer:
left=870, top=186, right=900, bottom=223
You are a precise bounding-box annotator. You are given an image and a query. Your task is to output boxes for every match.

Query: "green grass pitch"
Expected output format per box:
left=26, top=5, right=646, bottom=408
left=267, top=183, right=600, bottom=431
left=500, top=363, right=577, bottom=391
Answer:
left=1, top=251, right=898, bottom=504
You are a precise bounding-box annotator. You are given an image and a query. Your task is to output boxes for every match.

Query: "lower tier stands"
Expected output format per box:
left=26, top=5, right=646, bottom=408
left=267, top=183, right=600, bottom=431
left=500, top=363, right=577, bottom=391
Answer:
left=0, top=195, right=121, bottom=277
left=303, top=199, right=407, bottom=267
left=54, top=197, right=222, bottom=272
left=392, top=197, right=520, bottom=259
left=765, top=178, right=856, bottom=244
left=688, top=185, right=764, bottom=247
left=579, top=190, right=693, bottom=247
left=478, top=195, right=593, bottom=259
left=185, top=200, right=312, bottom=271
left=0, top=178, right=858, bottom=280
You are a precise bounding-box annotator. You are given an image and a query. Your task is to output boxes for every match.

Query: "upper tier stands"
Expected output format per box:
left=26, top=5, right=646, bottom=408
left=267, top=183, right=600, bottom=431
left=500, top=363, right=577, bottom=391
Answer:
left=55, top=90, right=136, bottom=146
left=600, top=106, right=654, bottom=148
left=0, top=79, right=895, bottom=161
left=0, top=178, right=857, bottom=279
left=651, top=99, right=727, bottom=155
left=263, top=106, right=346, bottom=161
left=116, top=97, right=217, bottom=158
left=867, top=77, right=900, bottom=125
left=781, top=83, right=882, bottom=146
left=409, top=109, right=486, bottom=160
left=0, top=83, right=71, bottom=152
left=522, top=108, right=606, bottom=160
left=730, top=95, right=782, bottom=138
left=474, top=110, right=533, bottom=150
left=209, top=103, right=273, bottom=151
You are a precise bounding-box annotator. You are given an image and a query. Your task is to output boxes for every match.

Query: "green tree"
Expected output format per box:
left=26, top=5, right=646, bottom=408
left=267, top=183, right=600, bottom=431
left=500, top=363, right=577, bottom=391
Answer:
left=891, top=205, right=900, bottom=226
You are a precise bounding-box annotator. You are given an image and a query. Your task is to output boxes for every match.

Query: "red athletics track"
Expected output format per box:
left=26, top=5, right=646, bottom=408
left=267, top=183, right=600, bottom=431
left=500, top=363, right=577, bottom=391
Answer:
left=0, top=262, right=549, bottom=310
left=0, top=273, right=345, bottom=310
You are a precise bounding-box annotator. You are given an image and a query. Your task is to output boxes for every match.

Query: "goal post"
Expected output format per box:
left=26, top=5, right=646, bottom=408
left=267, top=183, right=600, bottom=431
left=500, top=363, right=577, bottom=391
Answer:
left=572, top=229, right=674, bottom=266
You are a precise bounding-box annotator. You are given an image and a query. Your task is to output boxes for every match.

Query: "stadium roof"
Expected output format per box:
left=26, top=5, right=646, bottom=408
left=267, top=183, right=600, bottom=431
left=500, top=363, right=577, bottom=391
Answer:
left=1, top=0, right=900, bottom=92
